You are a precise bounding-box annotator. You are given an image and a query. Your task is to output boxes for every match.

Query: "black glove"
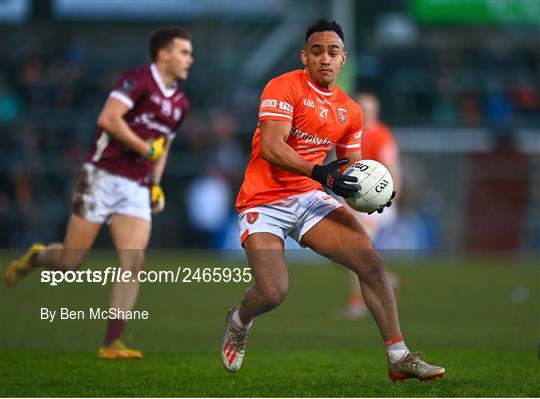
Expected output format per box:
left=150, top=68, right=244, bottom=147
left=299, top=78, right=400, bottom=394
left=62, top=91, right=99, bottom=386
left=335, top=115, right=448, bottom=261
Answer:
left=311, top=158, right=359, bottom=198
left=368, top=191, right=396, bottom=215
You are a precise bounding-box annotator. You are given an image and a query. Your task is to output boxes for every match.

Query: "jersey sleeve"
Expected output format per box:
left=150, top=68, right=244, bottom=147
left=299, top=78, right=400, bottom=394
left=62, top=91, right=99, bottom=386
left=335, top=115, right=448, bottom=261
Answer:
left=336, top=106, right=363, bottom=152
left=109, top=70, right=146, bottom=110
left=258, top=76, right=299, bottom=123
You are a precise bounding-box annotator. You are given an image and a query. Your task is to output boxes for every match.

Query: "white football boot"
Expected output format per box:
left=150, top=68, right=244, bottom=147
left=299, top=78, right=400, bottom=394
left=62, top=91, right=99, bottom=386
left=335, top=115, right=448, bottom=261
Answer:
left=388, top=352, right=445, bottom=382
left=221, top=307, right=251, bottom=372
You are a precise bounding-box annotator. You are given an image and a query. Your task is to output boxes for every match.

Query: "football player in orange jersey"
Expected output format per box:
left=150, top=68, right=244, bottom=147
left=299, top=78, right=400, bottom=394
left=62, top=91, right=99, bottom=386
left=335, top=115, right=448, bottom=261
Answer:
left=220, top=19, right=444, bottom=382
left=341, top=93, right=402, bottom=319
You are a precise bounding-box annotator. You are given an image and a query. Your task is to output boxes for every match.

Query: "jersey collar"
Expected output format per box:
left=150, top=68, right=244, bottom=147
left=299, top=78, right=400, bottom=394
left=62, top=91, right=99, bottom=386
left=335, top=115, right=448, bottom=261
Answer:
left=304, top=69, right=334, bottom=97
left=150, top=63, right=177, bottom=98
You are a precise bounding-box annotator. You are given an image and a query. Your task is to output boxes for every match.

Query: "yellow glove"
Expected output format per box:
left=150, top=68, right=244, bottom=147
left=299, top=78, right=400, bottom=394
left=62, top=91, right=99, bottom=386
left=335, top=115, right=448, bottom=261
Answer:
left=150, top=184, right=165, bottom=215
left=146, top=136, right=166, bottom=161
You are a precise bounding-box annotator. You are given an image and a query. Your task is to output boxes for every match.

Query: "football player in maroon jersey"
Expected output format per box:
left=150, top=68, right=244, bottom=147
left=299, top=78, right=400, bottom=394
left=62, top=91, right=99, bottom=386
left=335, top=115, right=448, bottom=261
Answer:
left=4, top=27, right=193, bottom=359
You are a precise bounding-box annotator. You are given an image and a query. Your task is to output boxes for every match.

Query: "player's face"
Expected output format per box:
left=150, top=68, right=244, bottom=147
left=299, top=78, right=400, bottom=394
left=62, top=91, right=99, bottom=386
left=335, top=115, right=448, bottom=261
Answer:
left=301, top=31, right=346, bottom=89
left=164, top=38, right=194, bottom=81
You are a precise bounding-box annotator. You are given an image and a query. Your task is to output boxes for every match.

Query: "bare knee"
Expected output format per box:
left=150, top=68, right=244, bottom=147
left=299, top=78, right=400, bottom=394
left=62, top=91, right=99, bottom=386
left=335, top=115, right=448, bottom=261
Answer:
left=353, top=249, right=384, bottom=280
left=258, top=283, right=288, bottom=310
left=118, top=251, right=145, bottom=274
left=54, top=250, right=86, bottom=271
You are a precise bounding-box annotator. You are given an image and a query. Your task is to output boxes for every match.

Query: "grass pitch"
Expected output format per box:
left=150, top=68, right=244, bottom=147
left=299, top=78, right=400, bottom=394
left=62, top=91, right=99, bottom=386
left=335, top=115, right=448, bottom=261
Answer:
left=1, top=349, right=538, bottom=397
left=1, top=251, right=538, bottom=396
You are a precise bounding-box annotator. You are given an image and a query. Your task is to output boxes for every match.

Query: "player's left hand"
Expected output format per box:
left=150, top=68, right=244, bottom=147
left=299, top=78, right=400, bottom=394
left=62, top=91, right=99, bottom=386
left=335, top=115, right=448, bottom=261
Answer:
left=150, top=184, right=165, bottom=215
left=368, top=191, right=396, bottom=215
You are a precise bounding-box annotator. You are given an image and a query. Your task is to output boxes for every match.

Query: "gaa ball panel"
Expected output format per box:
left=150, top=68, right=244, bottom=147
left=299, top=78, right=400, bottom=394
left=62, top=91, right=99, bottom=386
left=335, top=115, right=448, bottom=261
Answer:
left=344, top=160, right=394, bottom=213
left=362, top=172, right=393, bottom=202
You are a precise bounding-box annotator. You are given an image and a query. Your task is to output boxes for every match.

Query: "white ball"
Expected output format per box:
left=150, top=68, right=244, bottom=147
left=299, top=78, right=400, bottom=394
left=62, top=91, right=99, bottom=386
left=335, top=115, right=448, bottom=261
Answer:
left=344, top=160, right=394, bottom=213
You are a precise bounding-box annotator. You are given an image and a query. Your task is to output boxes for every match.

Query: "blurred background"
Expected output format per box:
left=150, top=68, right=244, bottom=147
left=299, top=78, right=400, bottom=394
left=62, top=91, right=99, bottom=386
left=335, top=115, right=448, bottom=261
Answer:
left=1, top=0, right=539, bottom=253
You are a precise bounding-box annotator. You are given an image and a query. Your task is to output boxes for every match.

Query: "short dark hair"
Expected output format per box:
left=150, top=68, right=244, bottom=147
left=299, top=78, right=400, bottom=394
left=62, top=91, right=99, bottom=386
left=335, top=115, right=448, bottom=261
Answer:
left=305, top=19, right=344, bottom=43
left=149, top=26, right=191, bottom=62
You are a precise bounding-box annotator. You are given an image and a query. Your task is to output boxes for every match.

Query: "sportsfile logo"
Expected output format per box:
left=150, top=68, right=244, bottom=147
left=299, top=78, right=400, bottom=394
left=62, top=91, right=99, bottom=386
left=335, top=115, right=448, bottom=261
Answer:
left=40, top=267, right=252, bottom=286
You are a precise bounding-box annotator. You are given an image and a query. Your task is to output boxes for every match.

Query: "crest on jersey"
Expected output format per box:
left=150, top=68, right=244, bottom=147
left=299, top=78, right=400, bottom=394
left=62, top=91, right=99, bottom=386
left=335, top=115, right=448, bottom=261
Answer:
left=121, top=79, right=136, bottom=94
left=246, top=212, right=259, bottom=224
left=337, top=107, right=348, bottom=124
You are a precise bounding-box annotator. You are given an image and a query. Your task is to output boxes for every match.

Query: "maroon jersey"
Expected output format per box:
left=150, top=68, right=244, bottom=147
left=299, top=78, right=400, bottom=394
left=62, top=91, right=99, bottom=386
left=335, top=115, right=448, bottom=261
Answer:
left=87, top=64, right=189, bottom=186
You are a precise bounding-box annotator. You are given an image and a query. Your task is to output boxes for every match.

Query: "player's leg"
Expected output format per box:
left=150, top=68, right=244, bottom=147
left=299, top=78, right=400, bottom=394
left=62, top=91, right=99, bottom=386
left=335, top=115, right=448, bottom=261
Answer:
left=342, top=269, right=400, bottom=320
left=98, top=213, right=150, bottom=360
left=341, top=211, right=401, bottom=320
left=38, top=214, right=102, bottom=269
left=222, top=232, right=288, bottom=372
left=4, top=163, right=108, bottom=286
left=302, top=207, right=401, bottom=339
left=239, top=233, right=288, bottom=321
left=4, top=214, right=101, bottom=286
left=109, top=214, right=150, bottom=312
left=301, top=207, right=444, bottom=381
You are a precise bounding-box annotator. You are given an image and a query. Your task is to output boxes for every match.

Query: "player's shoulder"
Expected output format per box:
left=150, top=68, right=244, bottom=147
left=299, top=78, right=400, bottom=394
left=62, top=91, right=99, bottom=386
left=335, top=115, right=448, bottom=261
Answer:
left=266, top=69, right=304, bottom=89
left=117, top=64, right=151, bottom=83
left=337, top=88, right=361, bottom=111
left=175, top=86, right=190, bottom=108
left=335, top=87, right=363, bottom=124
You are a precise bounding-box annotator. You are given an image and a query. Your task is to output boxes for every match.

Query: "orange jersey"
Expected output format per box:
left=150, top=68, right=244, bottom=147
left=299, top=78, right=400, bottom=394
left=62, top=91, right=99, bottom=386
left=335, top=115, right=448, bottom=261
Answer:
left=236, top=69, right=363, bottom=212
left=360, top=121, right=398, bottom=167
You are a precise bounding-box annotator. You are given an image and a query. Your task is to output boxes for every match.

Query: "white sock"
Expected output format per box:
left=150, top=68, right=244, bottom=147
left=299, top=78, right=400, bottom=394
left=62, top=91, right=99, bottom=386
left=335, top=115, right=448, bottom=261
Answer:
left=232, top=308, right=252, bottom=330
left=386, top=340, right=409, bottom=363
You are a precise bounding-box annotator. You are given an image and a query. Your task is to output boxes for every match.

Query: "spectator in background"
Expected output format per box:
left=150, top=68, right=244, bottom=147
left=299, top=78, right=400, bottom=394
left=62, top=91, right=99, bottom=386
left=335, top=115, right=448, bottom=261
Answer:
left=210, top=110, right=245, bottom=186
left=185, top=164, right=233, bottom=248
left=183, top=110, right=245, bottom=249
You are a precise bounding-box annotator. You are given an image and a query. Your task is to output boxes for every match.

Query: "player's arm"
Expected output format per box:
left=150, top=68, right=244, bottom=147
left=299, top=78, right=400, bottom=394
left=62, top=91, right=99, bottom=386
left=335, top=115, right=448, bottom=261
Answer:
left=335, top=148, right=362, bottom=172
left=97, top=97, right=163, bottom=160
left=148, top=137, right=172, bottom=215
left=260, top=120, right=358, bottom=198
left=259, top=120, right=314, bottom=176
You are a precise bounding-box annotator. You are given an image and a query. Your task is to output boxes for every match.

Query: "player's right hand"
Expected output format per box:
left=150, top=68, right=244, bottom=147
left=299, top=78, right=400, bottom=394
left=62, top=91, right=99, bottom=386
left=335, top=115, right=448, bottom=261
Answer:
left=145, top=136, right=166, bottom=161
left=311, top=158, right=360, bottom=199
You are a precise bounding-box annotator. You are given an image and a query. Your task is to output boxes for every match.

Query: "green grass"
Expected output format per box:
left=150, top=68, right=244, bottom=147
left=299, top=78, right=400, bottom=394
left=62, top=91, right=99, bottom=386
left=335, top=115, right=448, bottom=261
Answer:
left=1, top=251, right=539, bottom=396
left=1, top=349, right=538, bottom=397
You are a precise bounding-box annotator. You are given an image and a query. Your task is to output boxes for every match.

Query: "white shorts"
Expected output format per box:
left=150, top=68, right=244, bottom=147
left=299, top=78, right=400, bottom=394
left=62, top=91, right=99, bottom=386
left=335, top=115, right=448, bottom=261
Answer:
left=238, top=189, right=342, bottom=246
left=71, top=163, right=151, bottom=224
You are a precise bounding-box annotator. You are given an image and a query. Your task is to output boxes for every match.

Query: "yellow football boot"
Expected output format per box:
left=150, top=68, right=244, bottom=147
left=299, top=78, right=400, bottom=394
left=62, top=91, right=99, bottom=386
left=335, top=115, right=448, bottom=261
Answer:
left=4, top=243, right=45, bottom=287
left=98, top=339, right=143, bottom=360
